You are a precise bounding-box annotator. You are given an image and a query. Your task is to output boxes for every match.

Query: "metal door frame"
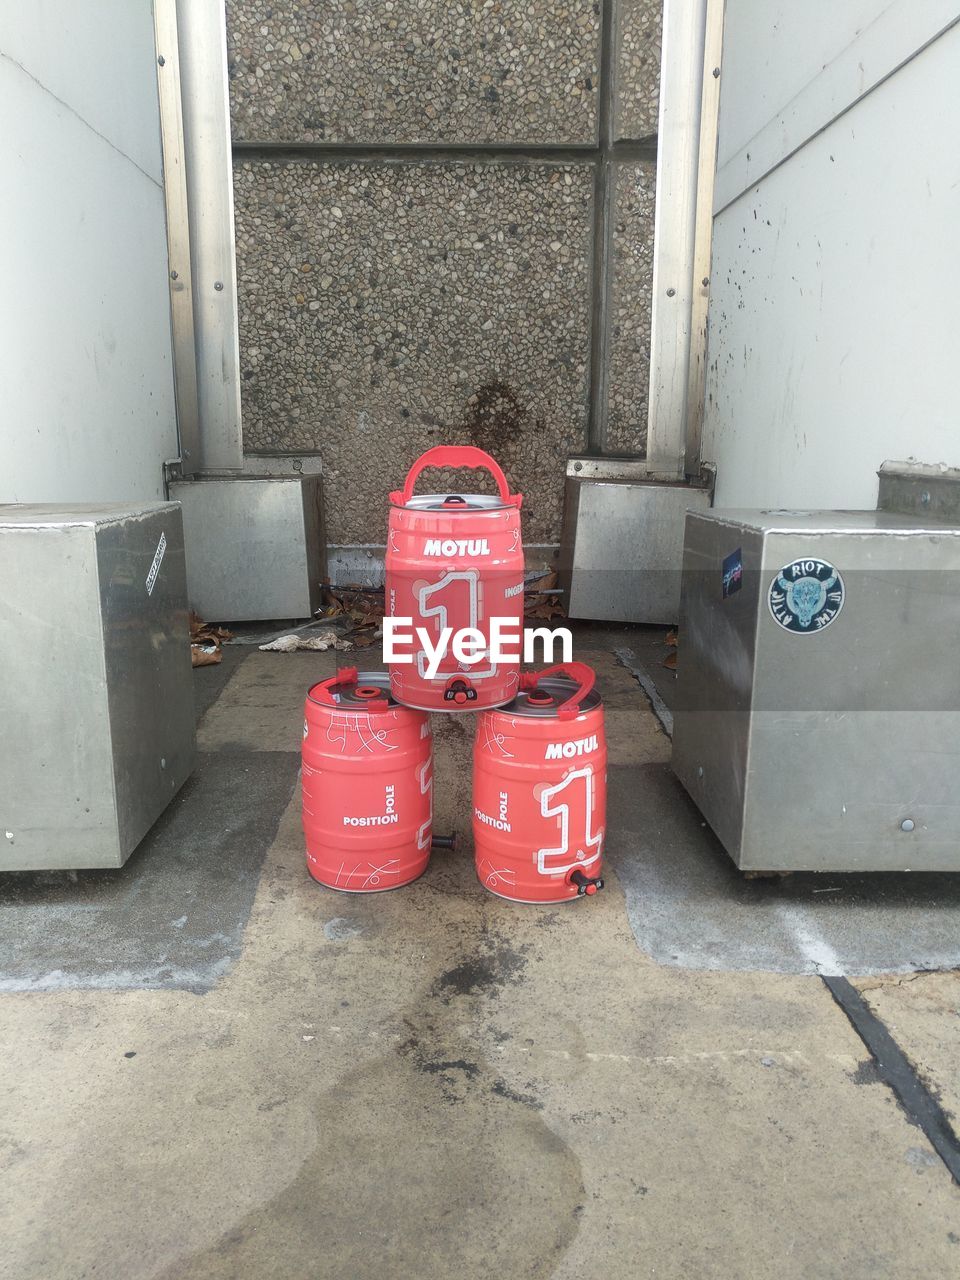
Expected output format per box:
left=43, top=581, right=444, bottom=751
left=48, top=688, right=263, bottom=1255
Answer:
left=153, top=0, right=243, bottom=475
left=646, top=0, right=724, bottom=480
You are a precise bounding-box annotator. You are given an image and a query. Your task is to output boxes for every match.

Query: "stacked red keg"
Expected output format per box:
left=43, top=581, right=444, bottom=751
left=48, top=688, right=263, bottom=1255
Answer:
left=301, top=446, right=607, bottom=904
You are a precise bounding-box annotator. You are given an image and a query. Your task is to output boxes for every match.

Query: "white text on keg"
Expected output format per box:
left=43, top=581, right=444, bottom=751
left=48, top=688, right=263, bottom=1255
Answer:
left=545, top=734, right=599, bottom=760
left=423, top=538, right=490, bottom=557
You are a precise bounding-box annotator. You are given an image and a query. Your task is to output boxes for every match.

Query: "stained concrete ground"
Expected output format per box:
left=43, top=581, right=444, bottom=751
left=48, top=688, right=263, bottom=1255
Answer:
left=1, top=624, right=959, bottom=1278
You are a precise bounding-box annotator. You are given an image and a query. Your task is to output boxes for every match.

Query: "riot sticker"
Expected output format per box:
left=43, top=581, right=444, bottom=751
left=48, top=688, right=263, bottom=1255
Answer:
left=768, top=559, right=844, bottom=633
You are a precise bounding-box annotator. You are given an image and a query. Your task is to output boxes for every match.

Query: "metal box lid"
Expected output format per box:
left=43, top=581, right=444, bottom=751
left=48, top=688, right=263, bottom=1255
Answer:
left=0, top=501, right=180, bottom=529
left=689, top=508, right=960, bottom=537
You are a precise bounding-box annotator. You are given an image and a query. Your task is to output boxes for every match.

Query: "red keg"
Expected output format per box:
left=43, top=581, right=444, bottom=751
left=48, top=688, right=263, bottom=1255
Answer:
left=473, top=664, right=606, bottom=904
left=302, top=668, right=432, bottom=891
left=385, top=446, right=525, bottom=712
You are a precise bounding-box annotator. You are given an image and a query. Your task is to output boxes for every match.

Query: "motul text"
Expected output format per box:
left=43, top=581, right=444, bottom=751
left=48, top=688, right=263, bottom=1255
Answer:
left=423, top=538, right=490, bottom=557
left=545, top=734, right=599, bottom=760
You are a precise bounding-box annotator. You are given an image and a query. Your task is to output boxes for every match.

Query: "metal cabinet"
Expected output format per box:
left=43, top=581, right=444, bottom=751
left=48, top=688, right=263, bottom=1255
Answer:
left=558, top=459, right=713, bottom=624
left=169, top=475, right=326, bottom=621
left=0, top=503, right=195, bottom=870
left=672, top=509, right=960, bottom=871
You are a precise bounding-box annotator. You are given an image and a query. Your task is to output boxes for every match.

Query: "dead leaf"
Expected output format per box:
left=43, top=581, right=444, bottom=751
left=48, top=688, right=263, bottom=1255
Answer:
left=191, top=644, right=221, bottom=668
left=525, top=601, right=566, bottom=621
left=321, top=583, right=385, bottom=627
left=190, top=612, right=232, bottom=665
left=523, top=569, right=565, bottom=620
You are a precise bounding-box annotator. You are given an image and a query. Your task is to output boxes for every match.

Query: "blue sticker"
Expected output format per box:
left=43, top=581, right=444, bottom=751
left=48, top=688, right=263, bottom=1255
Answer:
left=768, top=559, right=845, bottom=633
left=722, top=547, right=743, bottom=598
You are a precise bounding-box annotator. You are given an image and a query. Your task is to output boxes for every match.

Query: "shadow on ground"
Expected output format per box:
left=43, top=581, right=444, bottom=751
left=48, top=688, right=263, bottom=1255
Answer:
left=608, top=758, right=960, bottom=977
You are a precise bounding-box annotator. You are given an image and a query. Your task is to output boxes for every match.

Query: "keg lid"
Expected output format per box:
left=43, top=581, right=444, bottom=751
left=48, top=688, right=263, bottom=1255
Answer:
left=399, top=492, right=512, bottom=512
left=307, top=669, right=395, bottom=711
left=507, top=674, right=602, bottom=719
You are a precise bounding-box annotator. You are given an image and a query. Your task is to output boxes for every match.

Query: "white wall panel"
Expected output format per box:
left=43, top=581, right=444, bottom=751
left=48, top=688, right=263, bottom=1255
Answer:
left=0, top=0, right=163, bottom=184
left=715, top=0, right=960, bottom=212
left=0, top=2, right=177, bottom=504
left=702, top=15, right=960, bottom=510
left=717, top=0, right=892, bottom=168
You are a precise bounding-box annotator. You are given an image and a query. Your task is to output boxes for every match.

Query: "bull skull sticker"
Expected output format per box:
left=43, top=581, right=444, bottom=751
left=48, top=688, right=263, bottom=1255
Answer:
left=768, top=558, right=845, bottom=634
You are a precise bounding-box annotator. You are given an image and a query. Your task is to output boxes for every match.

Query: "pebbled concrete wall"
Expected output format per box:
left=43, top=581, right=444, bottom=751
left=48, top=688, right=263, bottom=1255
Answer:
left=226, top=1, right=661, bottom=545
left=605, top=159, right=657, bottom=454
left=234, top=157, right=593, bottom=543
left=227, top=0, right=601, bottom=145
left=614, top=0, right=663, bottom=140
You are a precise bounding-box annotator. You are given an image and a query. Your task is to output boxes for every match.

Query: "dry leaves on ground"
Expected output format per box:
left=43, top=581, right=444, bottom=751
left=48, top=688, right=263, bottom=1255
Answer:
left=190, top=612, right=233, bottom=667
left=663, top=629, right=678, bottom=670
left=318, top=583, right=384, bottom=647
left=524, top=569, right=566, bottom=621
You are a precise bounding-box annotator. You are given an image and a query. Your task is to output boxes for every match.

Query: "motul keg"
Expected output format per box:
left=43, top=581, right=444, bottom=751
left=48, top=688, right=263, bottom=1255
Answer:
left=386, top=446, right=525, bottom=712
left=302, top=668, right=432, bottom=891
left=473, top=663, right=606, bottom=903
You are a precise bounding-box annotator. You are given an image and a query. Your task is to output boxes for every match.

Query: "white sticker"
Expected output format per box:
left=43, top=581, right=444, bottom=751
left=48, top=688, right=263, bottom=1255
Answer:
left=146, top=531, right=167, bottom=596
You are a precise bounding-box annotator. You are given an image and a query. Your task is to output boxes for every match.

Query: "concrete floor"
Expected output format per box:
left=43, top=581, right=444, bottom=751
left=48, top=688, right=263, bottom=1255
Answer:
left=2, top=626, right=959, bottom=1278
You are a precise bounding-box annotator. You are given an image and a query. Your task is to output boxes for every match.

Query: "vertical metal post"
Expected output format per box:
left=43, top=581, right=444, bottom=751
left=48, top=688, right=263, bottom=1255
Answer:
left=645, top=0, right=710, bottom=476
left=684, top=0, right=725, bottom=479
left=154, top=0, right=201, bottom=476
left=175, top=0, right=243, bottom=472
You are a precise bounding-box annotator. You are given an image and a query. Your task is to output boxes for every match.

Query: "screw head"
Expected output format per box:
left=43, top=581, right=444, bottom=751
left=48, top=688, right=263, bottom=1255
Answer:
left=900, top=818, right=915, bottom=832
left=214, top=281, right=224, bottom=291
left=702, top=277, right=710, bottom=287
left=170, top=270, right=178, bottom=281
left=920, top=490, right=931, bottom=506
left=157, top=55, right=166, bottom=67
left=574, top=461, right=583, bottom=472
left=713, top=66, right=720, bottom=78
left=666, top=287, right=676, bottom=297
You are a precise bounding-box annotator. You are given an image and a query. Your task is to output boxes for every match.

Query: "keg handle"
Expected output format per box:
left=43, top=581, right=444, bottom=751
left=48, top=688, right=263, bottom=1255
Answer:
left=312, top=668, right=389, bottom=712
left=392, top=446, right=522, bottom=508
left=520, top=662, right=595, bottom=721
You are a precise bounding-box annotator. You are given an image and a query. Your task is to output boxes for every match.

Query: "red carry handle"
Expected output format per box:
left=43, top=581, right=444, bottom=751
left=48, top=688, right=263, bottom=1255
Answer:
left=391, top=446, right=521, bottom=508
left=520, top=662, right=595, bottom=721
left=310, top=667, right=389, bottom=712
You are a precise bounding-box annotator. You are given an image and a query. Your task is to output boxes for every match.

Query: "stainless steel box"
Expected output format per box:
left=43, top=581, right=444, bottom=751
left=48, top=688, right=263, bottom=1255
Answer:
left=672, top=509, right=960, bottom=872
left=558, top=459, right=713, bottom=623
left=169, top=475, right=325, bottom=621
left=0, top=503, right=195, bottom=870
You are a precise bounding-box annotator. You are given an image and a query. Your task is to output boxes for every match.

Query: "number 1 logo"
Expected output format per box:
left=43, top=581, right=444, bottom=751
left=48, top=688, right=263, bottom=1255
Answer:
left=536, top=767, right=603, bottom=876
